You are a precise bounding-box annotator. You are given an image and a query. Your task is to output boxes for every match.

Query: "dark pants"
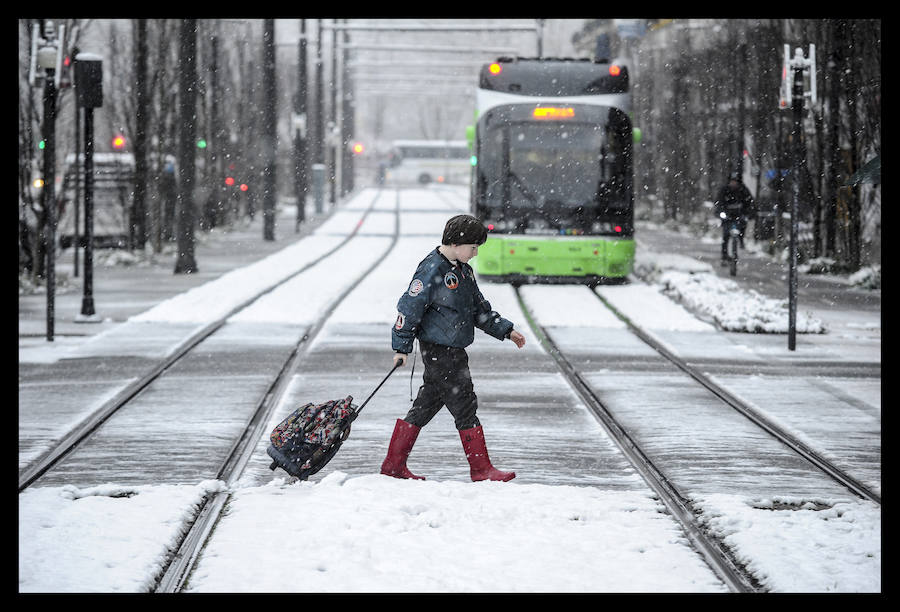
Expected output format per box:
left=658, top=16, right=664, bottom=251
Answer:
left=721, top=219, right=747, bottom=257
left=403, top=340, right=480, bottom=431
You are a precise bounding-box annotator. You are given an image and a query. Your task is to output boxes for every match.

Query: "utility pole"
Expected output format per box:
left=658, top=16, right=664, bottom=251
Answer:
left=328, top=19, right=338, bottom=205
left=174, top=19, right=198, bottom=274
left=293, top=19, right=309, bottom=231
left=262, top=19, right=277, bottom=241
left=313, top=19, right=325, bottom=214
left=71, top=45, right=80, bottom=278
left=340, top=20, right=353, bottom=196
left=779, top=44, right=816, bottom=351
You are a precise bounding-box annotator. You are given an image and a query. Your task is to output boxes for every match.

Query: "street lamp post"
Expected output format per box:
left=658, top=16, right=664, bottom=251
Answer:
left=29, top=21, right=66, bottom=340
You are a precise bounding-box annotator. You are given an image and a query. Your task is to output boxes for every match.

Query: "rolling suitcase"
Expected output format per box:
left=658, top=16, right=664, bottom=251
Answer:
left=267, top=363, right=400, bottom=480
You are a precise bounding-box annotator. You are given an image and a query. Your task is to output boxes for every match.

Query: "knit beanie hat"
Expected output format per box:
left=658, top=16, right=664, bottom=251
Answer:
left=442, top=214, right=488, bottom=246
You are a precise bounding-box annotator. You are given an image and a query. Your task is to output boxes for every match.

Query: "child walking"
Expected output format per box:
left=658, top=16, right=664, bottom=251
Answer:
left=381, top=214, right=526, bottom=482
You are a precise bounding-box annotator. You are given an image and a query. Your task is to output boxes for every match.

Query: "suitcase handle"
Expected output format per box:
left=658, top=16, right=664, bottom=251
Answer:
left=356, top=362, right=402, bottom=415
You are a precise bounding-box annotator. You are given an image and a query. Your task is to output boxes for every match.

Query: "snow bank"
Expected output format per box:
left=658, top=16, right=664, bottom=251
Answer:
left=19, top=480, right=226, bottom=592
left=635, top=249, right=825, bottom=333
left=185, top=472, right=727, bottom=593
left=694, top=494, right=881, bottom=592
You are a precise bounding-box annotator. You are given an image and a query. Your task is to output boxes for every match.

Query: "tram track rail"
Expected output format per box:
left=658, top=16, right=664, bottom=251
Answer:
left=514, top=286, right=761, bottom=593
left=154, top=189, right=402, bottom=592
left=515, top=282, right=880, bottom=592
left=18, top=189, right=389, bottom=493
left=591, top=291, right=881, bottom=506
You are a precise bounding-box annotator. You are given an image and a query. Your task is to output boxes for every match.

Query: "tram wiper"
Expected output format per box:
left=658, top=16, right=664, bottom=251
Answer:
left=507, top=171, right=539, bottom=205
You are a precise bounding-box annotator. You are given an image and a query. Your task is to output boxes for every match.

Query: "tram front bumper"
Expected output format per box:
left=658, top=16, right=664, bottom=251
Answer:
left=472, top=234, right=635, bottom=281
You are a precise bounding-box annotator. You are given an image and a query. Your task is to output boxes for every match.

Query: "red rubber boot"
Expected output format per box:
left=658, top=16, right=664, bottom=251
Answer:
left=459, top=425, right=515, bottom=482
left=380, top=419, right=426, bottom=480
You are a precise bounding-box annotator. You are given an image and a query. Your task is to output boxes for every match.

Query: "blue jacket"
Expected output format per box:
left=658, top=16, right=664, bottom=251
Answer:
left=392, top=248, right=514, bottom=354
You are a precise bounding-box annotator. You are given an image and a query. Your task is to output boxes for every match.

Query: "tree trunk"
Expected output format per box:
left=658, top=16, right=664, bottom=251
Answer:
left=824, top=20, right=844, bottom=259
left=132, top=19, right=148, bottom=251
left=174, top=18, right=198, bottom=274
left=262, top=19, right=277, bottom=241
left=844, top=21, right=862, bottom=271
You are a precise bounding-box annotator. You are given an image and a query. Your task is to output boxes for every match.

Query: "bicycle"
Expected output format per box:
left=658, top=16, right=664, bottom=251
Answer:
left=720, top=212, right=742, bottom=277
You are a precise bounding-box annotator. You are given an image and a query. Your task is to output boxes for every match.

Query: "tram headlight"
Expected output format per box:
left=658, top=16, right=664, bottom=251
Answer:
left=591, top=221, right=617, bottom=234
left=487, top=218, right=517, bottom=232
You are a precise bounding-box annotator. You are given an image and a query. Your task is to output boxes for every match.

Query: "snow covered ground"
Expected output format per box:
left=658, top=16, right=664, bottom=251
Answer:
left=18, top=188, right=880, bottom=593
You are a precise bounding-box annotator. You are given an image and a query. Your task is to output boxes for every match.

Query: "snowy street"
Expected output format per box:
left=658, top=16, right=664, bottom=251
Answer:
left=19, top=186, right=880, bottom=593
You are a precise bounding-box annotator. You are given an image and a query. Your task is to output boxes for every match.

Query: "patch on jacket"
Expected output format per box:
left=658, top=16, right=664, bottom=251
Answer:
left=394, top=312, right=405, bottom=330
left=444, top=271, right=459, bottom=290
left=408, top=278, right=423, bottom=296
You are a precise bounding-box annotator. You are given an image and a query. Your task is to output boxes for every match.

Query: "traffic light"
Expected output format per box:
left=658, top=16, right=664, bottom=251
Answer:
left=352, top=142, right=364, bottom=155
left=112, top=134, right=126, bottom=150
left=59, top=54, right=73, bottom=88
left=224, top=175, right=248, bottom=191
left=223, top=162, right=249, bottom=192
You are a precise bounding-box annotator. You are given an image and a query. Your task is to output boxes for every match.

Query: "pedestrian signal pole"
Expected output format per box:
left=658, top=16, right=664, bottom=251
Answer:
left=74, top=52, right=103, bottom=322
left=779, top=44, right=816, bottom=351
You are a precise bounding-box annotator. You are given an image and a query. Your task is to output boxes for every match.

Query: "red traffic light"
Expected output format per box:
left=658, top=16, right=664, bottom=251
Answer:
left=225, top=176, right=235, bottom=186
left=112, top=135, right=126, bottom=150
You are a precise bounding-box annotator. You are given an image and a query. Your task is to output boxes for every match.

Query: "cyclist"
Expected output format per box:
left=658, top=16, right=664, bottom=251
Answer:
left=714, top=172, right=754, bottom=265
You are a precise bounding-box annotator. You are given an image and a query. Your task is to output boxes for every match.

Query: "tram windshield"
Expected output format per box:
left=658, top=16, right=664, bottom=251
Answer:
left=477, top=107, right=631, bottom=211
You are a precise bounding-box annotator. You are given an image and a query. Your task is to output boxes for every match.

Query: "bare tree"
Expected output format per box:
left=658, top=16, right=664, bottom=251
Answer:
left=629, top=18, right=879, bottom=269
left=174, top=18, right=198, bottom=274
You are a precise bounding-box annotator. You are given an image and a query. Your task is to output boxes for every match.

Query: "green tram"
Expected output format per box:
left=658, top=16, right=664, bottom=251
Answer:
left=470, top=57, right=635, bottom=284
